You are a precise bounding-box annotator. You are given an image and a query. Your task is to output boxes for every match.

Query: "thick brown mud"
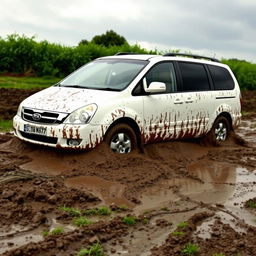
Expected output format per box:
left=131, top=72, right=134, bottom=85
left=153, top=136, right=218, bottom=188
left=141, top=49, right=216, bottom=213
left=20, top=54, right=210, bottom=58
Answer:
left=0, top=119, right=255, bottom=255
left=0, top=89, right=255, bottom=255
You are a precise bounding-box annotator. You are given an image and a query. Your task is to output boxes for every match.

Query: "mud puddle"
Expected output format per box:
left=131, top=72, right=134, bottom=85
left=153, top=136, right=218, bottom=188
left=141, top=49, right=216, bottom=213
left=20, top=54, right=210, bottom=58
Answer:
left=0, top=217, right=75, bottom=254
left=104, top=160, right=256, bottom=256
left=105, top=205, right=205, bottom=256
left=185, top=161, right=256, bottom=226
left=195, top=210, right=247, bottom=241
left=0, top=227, right=43, bottom=254
left=62, top=159, right=256, bottom=228
left=237, top=118, right=256, bottom=143
left=20, top=150, right=72, bottom=175
left=65, top=175, right=134, bottom=207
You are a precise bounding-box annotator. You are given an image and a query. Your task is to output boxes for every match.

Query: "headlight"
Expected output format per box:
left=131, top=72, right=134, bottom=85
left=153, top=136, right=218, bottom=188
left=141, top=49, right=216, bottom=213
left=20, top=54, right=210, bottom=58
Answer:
left=64, top=104, right=97, bottom=124
left=17, top=104, right=23, bottom=117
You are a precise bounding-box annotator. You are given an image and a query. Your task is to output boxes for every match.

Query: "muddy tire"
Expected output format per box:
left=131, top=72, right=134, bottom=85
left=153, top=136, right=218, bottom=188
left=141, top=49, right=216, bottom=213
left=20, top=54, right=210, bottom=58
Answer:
left=105, top=124, right=137, bottom=153
left=201, top=116, right=231, bottom=146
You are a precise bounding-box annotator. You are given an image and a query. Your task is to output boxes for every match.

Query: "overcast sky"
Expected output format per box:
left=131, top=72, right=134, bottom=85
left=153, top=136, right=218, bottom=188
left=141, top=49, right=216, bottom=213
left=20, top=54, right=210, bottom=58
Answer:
left=0, top=0, right=255, bottom=62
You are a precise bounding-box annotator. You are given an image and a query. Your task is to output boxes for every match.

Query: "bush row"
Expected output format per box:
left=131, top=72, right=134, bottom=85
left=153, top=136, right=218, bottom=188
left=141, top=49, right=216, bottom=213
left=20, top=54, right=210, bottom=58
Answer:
left=0, top=34, right=151, bottom=77
left=0, top=34, right=255, bottom=90
left=222, top=59, right=256, bottom=90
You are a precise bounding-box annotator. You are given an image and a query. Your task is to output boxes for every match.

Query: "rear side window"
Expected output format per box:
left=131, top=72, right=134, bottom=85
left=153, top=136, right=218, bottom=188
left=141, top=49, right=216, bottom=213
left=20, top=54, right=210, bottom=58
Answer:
left=178, top=62, right=210, bottom=91
left=208, top=65, right=235, bottom=90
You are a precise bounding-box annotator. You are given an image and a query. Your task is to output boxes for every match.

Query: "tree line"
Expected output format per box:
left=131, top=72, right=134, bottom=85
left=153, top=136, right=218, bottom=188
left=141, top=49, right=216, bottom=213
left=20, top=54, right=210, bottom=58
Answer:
left=0, top=32, right=255, bottom=90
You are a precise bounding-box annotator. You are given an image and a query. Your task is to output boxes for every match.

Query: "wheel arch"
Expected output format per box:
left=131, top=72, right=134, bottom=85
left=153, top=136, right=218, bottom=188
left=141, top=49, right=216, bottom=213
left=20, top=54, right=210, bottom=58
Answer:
left=104, top=117, right=142, bottom=146
left=215, top=112, right=233, bottom=131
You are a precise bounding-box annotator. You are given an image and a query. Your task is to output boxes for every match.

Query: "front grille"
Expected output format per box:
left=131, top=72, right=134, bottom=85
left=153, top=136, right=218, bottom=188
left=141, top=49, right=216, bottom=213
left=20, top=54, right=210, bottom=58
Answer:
left=20, top=131, right=58, bottom=144
left=22, top=108, right=68, bottom=124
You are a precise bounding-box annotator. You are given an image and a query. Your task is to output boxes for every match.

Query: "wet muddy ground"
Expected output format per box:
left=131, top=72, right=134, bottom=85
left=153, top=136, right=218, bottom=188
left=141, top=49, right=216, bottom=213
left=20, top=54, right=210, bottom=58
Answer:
left=0, top=89, right=255, bottom=256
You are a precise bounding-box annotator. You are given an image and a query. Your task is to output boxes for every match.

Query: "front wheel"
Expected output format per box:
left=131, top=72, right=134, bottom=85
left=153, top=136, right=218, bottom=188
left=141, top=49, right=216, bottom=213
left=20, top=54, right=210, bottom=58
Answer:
left=105, top=124, right=137, bottom=153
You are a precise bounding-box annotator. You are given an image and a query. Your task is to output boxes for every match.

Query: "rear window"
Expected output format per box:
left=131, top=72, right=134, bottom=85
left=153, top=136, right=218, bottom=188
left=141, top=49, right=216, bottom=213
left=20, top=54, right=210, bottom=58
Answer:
left=208, top=65, right=235, bottom=90
left=178, top=62, right=210, bottom=91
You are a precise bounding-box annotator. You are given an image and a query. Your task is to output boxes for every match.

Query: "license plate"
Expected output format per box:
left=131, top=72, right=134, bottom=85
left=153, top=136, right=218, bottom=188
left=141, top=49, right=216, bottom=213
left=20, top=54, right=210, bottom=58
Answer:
left=24, top=124, right=47, bottom=136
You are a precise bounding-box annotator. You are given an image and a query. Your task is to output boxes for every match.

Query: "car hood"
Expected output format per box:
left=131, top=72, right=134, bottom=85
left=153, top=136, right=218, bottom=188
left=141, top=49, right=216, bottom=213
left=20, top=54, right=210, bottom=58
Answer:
left=21, top=86, right=119, bottom=113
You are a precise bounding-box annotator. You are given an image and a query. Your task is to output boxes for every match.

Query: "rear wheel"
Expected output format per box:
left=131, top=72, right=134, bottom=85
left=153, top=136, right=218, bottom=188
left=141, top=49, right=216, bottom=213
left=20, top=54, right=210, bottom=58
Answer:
left=105, top=124, right=137, bottom=153
left=201, top=116, right=231, bottom=146
left=213, top=116, right=230, bottom=142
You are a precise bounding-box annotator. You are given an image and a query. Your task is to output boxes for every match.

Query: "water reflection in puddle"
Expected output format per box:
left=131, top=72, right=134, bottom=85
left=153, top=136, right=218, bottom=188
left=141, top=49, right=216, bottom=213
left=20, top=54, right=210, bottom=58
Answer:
left=65, top=176, right=134, bottom=207
left=134, top=161, right=237, bottom=214
left=186, top=162, right=256, bottom=226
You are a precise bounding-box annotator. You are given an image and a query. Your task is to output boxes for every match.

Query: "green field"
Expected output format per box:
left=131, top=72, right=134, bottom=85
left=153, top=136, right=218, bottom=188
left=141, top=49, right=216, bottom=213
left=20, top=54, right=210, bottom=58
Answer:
left=0, top=119, right=12, bottom=132
left=0, top=76, right=62, bottom=132
left=0, top=76, right=61, bottom=90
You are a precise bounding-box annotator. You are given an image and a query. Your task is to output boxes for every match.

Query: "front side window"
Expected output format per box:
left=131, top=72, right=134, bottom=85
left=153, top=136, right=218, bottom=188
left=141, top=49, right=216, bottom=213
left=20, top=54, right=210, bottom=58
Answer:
left=59, top=59, right=148, bottom=91
left=208, top=65, right=234, bottom=90
left=178, top=62, right=210, bottom=91
left=144, top=62, right=177, bottom=93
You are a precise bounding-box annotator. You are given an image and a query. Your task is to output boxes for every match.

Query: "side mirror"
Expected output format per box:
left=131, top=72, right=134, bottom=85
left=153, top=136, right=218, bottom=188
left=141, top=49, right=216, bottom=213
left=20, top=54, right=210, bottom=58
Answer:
left=143, top=78, right=166, bottom=93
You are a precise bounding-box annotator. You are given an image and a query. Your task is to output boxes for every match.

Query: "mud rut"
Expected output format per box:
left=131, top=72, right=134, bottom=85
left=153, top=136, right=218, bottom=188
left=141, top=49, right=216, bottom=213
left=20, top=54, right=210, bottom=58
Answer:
left=0, top=89, right=255, bottom=256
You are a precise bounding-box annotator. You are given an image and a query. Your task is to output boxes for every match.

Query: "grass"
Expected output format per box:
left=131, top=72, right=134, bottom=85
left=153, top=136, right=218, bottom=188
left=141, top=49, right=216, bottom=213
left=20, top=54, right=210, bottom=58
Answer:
left=181, top=243, right=200, bottom=255
left=0, top=119, right=12, bottom=132
left=143, top=210, right=152, bottom=215
left=245, top=200, right=256, bottom=208
left=122, top=216, right=137, bottom=226
left=59, top=206, right=82, bottom=217
left=142, top=218, right=149, bottom=224
left=177, top=222, right=189, bottom=229
left=172, top=231, right=185, bottom=236
left=0, top=76, right=61, bottom=89
left=97, top=206, right=112, bottom=216
left=82, top=208, right=98, bottom=216
left=83, top=206, right=112, bottom=216
left=212, top=254, right=225, bottom=256
left=42, top=227, right=64, bottom=236
left=73, top=216, right=92, bottom=227
left=77, top=243, right=104, bottom=256
left=118, top=205, right=128, bottom=211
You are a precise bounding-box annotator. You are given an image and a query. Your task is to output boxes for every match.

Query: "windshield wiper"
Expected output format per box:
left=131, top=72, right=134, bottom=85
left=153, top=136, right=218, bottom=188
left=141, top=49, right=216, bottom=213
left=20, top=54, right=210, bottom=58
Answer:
left=94, top=87, right=120, bottom=91
left=59, top=84, right=120, bottom=91
left=59, top=84, right=89, bottom=89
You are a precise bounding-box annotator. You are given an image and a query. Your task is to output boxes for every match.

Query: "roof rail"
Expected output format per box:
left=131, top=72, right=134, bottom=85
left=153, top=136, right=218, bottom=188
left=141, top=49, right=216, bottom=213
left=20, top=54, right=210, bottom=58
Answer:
left=115, top=52, right=144, bottom=56
left=163, top=53, right=220, bottom=62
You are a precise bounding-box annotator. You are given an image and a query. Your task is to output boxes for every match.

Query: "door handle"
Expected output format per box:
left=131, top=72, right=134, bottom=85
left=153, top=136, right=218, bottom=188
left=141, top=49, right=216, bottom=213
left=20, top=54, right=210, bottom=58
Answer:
left=185, top=98, right=193, bottom=103
left=174, top=99, right=183, bottom=104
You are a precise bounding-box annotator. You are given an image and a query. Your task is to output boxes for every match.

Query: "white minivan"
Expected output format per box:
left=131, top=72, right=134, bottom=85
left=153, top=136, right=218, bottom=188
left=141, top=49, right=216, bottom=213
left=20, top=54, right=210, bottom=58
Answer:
left=13, top=53, right=241, bottom=153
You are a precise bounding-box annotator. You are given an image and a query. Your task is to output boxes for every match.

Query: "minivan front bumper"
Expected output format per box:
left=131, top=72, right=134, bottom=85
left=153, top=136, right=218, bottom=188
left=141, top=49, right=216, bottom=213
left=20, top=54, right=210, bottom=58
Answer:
left=13, top=115, right=104, bottom=149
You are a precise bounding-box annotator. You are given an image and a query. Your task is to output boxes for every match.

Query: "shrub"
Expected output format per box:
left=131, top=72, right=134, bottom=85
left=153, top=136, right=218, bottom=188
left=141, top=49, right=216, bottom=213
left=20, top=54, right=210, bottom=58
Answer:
left=0, top=34, right=150, bottom=78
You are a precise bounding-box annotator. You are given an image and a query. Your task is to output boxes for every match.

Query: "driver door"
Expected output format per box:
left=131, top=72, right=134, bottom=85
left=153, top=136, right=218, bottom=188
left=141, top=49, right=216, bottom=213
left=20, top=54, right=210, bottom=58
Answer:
left=139, top=62, right=181, bottom=143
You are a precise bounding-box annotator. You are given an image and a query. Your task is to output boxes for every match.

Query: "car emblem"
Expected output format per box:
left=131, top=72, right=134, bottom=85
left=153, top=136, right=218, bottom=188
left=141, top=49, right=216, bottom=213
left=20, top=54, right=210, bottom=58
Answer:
left=32, top=113, right=42, bottom=121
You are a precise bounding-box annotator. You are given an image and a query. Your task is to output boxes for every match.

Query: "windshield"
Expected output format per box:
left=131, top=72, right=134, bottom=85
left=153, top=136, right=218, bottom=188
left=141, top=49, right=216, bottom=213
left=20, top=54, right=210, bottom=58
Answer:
left=59, top=59, right=148, bottom=91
